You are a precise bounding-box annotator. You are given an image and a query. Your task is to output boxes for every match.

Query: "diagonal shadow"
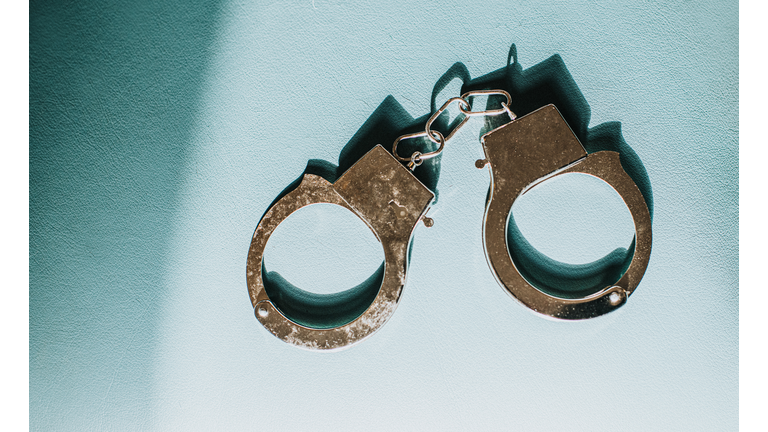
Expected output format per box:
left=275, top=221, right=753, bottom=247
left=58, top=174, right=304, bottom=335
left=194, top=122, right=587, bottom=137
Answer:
left=30, top=1, right=224, bottom=430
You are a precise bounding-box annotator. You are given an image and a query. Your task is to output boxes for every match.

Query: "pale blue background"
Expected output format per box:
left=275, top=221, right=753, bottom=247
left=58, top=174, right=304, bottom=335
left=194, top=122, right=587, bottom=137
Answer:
left=30, top=1, right=737, bottom=430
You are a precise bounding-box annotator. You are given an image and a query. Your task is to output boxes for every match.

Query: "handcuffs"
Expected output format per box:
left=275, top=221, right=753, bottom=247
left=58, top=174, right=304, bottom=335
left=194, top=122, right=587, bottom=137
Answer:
left=246, top=84, right=651, bottom=351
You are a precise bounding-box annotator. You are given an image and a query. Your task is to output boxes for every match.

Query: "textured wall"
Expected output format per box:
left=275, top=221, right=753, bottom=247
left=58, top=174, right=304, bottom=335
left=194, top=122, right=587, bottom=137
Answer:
left=30, top=0, right=737, bottom=430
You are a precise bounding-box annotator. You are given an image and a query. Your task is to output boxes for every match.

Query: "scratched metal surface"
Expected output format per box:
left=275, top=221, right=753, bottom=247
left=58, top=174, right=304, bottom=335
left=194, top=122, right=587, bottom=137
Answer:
left=30, top=0, right=737, bottom=430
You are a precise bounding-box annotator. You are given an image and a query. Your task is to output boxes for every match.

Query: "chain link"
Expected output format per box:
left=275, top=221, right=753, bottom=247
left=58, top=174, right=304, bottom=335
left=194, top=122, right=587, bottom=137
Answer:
left=392, top=89, right=516, bottom=170
left=392, top=130, right=445, bottom=170
left=425, top=97, right=471, bottom=144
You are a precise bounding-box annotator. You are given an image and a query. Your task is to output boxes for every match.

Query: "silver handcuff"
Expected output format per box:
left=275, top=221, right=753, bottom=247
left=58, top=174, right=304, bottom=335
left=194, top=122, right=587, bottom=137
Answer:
left=246, top=88, right=651, bottom=350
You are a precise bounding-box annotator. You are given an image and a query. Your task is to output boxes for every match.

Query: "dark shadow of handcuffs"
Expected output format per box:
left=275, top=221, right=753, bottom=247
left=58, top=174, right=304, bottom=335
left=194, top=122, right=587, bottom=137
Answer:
left=261, top=43, right=654, bottom=326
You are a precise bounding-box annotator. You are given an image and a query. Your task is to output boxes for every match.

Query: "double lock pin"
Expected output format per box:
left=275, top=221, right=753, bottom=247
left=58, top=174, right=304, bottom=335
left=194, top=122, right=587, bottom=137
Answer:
left=246, top=89, right=652, bottom=350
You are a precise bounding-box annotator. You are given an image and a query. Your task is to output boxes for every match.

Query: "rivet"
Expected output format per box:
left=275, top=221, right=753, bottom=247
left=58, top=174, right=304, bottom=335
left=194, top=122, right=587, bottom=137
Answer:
left=608, top=291, right=622, bottom=305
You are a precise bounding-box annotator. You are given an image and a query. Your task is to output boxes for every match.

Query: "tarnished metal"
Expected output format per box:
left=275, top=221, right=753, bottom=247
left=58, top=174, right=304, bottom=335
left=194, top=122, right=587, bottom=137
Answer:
left=246, top=145, right=434, bottom=350
left=479, top=104, right=652, bottom=319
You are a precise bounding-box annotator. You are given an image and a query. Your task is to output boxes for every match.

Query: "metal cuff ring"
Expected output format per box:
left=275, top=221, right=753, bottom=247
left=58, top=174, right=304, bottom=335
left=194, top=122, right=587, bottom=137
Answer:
left=246, top=145, right=434, bottom=350
left=479, top=104, right=652, bottom=319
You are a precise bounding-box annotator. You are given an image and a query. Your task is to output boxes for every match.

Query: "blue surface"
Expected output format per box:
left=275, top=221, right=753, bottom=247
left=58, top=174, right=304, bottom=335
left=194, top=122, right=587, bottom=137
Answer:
left=30, top=0, right=738, bottom=430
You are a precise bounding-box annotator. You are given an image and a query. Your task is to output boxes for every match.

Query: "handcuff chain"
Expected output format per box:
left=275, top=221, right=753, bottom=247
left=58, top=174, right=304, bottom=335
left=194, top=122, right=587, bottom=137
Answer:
left=392, top=89, right=516, bottom=170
